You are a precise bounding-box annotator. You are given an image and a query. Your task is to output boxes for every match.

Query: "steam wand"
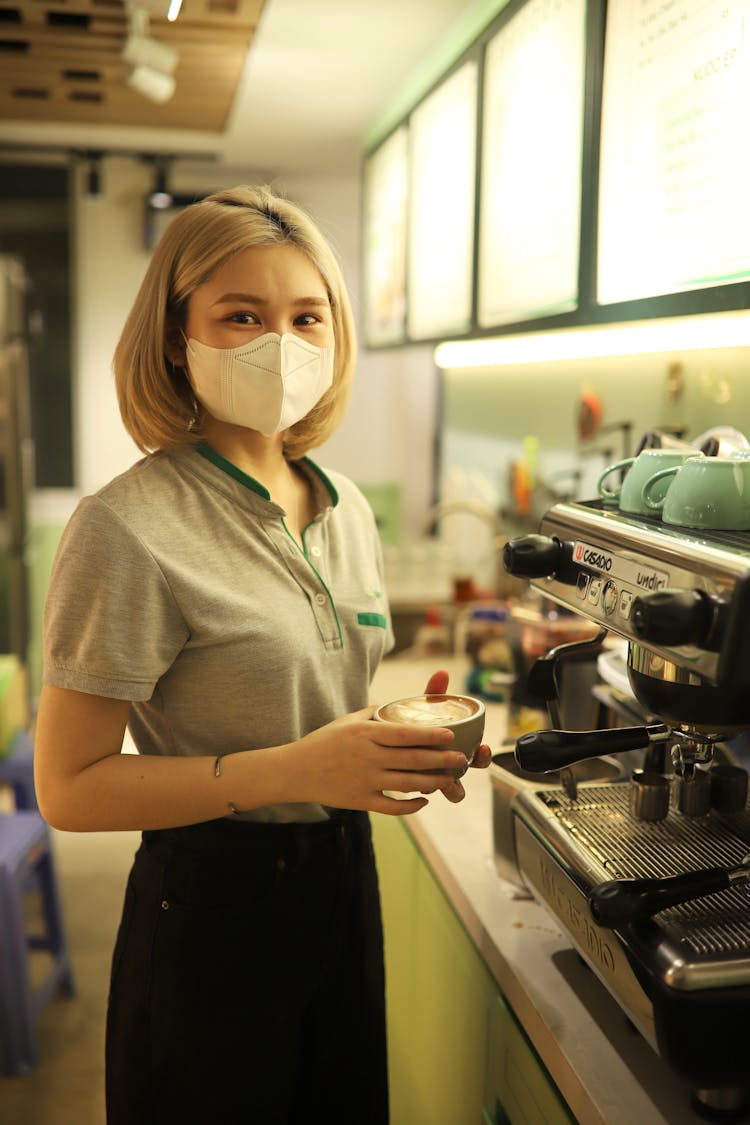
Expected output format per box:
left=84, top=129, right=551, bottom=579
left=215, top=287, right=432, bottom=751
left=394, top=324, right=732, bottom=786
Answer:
left=523, top=627, right=607, bottom=799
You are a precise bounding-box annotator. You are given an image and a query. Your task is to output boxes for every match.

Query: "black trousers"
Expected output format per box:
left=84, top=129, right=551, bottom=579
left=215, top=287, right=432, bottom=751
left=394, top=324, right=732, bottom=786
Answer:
left=105, top=811, right=389, bottom=1125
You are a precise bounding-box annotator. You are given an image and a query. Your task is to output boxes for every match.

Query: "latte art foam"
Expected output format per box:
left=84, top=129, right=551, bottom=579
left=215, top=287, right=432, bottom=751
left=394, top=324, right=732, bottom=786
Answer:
left=379, top=696, right=478, bottom=725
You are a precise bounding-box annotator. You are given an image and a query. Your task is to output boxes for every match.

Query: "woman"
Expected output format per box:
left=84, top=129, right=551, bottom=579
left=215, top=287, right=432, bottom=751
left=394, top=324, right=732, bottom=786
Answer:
left=35, top=184, right=491, bottom=1125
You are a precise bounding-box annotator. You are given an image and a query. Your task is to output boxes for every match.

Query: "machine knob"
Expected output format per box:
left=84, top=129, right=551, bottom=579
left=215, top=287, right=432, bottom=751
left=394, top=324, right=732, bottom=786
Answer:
left=503, top=534, right=567, bottom=579
left=631, top=589, right=724, bottom=649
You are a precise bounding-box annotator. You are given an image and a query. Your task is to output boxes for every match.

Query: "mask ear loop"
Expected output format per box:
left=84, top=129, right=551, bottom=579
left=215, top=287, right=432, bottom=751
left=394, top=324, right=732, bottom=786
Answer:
left=167, top=349, right=200, bottom=433
left=176, top=333, right=201, bottom=428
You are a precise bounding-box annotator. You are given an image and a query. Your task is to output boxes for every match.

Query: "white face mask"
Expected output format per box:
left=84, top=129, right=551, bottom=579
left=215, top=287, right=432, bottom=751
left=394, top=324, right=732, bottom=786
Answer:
left=185, top=332, right=334, bottom=436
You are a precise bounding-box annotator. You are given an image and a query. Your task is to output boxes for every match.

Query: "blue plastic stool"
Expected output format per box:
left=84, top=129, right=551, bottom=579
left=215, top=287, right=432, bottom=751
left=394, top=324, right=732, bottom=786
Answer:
left=0, top=731, right=37, bottom=812
left=0, top=811, right=75, bottom=1075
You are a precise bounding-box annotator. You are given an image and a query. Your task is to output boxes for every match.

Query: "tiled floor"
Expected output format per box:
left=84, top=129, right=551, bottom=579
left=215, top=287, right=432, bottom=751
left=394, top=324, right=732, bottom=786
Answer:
left=0, top=827, right=139, bottom=1125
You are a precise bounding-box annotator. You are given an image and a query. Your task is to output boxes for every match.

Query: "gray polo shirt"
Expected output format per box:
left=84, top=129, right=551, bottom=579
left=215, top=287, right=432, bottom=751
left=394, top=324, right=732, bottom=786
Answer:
left=43, top=443, right=394, bottom=822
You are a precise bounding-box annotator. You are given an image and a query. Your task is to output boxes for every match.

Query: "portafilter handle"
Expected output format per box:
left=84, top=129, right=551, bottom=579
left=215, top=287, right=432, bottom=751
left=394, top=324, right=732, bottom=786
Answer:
left=589, top=857, right=750, bottom=927
left=515, top=724, right=670, bottom=774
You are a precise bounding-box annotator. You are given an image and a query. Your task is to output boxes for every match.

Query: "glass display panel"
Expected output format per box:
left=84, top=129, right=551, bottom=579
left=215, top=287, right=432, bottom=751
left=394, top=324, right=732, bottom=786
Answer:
left=406, top=60, right=478, bottom=340
left=597, top=0, right=750, bottom=305
left=362, top=126, right=408, bottom=346
left=477, top=0, right=587, bottom=327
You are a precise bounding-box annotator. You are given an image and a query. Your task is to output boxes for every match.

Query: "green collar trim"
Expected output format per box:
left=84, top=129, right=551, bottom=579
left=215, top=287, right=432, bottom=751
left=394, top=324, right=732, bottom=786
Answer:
left=196, top=442, right=339, bottom=507
left=196, top=442, right=269, bottom=498
left=303, top=457, right=339, bottom=507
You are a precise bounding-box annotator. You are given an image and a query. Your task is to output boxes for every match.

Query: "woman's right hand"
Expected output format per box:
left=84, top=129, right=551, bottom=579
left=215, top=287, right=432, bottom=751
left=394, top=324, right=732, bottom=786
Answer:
left=286, top=706, right=469, bottom=816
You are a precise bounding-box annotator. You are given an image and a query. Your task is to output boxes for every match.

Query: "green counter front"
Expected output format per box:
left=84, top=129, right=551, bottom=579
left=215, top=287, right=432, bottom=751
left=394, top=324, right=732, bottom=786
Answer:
left=372, top=813, right=573, bottom=1125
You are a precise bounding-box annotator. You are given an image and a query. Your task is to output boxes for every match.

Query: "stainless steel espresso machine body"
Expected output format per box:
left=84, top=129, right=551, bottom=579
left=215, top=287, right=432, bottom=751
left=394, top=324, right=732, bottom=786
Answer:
left=501, top=499, right=750, bottom=1120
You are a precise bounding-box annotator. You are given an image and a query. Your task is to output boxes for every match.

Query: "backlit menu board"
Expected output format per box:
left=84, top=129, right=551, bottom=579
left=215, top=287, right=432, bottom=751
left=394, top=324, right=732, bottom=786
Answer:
left=477, top=0, right=586, bottom=327
left=597, top=0, right=750, bottom=305
left=362, top=125, right=408, bottom=346
left=407, top=60, right=478, bottom=340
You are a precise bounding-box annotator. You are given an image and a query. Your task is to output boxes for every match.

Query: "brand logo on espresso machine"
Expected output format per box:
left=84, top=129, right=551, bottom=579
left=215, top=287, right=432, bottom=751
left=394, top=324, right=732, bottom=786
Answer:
left=513, top=818, right=657, bottom=1046
left=538, top=857, right=616, bottom=973
left=574, top=540, right=670, bottom=591
left=575, top=542, right=613, bottom=571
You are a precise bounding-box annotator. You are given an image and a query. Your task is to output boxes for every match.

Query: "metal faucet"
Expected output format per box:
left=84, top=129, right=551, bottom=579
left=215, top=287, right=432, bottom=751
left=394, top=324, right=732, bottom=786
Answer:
left=421, top=499, right=521, bottom=599
left=421, top=498, right=504, bottom=537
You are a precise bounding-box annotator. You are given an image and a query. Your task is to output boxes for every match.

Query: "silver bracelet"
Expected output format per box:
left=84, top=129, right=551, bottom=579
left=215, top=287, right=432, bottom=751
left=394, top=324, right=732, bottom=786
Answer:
left=213, top=754, right=240, bottom=814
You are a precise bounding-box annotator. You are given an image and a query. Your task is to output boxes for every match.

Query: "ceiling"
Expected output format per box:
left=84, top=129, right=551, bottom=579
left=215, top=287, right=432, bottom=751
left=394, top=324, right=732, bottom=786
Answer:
left=0, top=0, right=266, bottom=134
left=0, top=0, right=475, bottom=174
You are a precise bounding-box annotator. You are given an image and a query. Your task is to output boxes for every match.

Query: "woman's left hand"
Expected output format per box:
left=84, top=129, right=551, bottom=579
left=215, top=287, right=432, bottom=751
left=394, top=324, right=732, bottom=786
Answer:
left=423, top=669, right=492, bottom=804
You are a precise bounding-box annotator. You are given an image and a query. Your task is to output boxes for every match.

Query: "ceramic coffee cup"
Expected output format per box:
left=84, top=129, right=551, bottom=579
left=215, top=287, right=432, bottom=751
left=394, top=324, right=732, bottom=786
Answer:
left=642, top=454, right=750, bottom=530
left=596, top=449, right=705, bottom=515
left=373, top=693, right=485, bottom=777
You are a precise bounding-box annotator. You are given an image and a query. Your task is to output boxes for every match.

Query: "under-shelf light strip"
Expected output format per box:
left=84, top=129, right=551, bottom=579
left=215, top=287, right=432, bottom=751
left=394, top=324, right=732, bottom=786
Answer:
left=434, top=312, right=750, bottom=368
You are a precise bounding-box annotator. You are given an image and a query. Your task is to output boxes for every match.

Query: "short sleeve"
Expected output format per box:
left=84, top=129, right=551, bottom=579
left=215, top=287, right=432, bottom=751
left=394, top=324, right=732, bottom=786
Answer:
left=43, top=496, right=189, bottom=701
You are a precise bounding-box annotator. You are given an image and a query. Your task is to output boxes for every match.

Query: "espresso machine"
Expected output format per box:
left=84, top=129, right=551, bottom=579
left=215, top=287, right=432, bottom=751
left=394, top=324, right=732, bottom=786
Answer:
left=500, top=498, right=750, bottom=1121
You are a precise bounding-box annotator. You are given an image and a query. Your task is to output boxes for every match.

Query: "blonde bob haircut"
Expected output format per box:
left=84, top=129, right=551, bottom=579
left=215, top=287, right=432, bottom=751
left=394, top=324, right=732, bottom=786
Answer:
left=114, top=184, right=357, bottom=460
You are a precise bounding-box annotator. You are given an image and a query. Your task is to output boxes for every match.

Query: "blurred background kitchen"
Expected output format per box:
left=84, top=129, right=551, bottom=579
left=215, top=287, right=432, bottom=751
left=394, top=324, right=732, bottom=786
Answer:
left=2, top=0, right=750, bottom=1122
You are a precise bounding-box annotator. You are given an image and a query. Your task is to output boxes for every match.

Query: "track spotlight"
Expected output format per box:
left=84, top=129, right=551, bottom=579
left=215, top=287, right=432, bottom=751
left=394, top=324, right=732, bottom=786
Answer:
left=148, top=159, right=173, bottom=209
left=122, top=6, right=178, bottom=104
left=122, top=33, right=177, bottom=77
left=126, top=64, right=176, bottom=105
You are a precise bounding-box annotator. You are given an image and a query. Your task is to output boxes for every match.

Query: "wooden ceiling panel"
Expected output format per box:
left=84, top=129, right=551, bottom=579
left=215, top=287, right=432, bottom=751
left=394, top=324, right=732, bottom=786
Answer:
left=0, top=0, right=266, bottom=131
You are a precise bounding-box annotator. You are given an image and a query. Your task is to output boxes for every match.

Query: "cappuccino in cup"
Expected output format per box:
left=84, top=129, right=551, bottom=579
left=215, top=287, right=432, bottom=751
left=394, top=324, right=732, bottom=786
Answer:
left=376, top=695, right=480, bottom=725
left=373, top=693, right=485, bottom=777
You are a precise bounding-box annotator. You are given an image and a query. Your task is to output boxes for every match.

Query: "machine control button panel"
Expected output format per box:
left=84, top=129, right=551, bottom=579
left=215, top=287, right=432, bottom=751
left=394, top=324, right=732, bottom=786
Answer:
left=618, top=590, right=634, bottom=620
left=602, top=580, right=618, bottom=616
left=588, top=578, right=602, bottom=606
left=529, top=510, right=731, bottom=682
left=564, top=539, right=677, bottom=628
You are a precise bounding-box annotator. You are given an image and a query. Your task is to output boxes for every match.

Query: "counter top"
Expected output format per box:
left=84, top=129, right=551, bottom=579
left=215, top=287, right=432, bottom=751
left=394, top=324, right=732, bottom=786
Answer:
left=371, top=656, right=711, bottom=1125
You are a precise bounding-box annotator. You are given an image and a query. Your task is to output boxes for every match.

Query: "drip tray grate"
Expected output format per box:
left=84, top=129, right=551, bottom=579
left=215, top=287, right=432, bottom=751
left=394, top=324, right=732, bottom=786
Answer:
left=535, top=784, right=750, bottom=956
